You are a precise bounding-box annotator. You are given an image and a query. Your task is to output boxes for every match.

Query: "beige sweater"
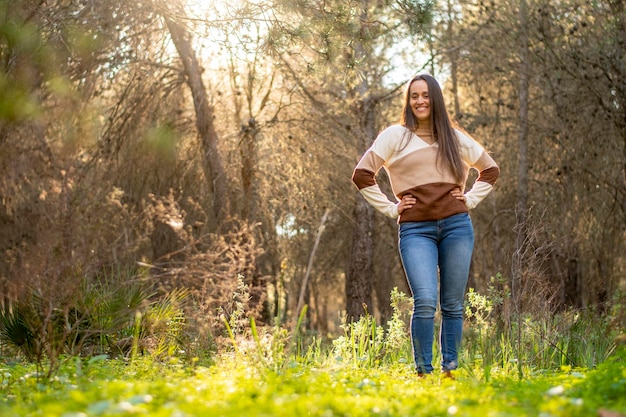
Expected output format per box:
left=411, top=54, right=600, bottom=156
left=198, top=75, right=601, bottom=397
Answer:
left=352, top=124, right=499, bottom=222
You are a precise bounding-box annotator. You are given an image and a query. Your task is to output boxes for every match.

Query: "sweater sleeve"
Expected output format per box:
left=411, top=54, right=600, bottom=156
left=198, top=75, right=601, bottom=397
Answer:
left=351, top=127, right=401, bottom=218
left=456, top=130, right=500, bottom=209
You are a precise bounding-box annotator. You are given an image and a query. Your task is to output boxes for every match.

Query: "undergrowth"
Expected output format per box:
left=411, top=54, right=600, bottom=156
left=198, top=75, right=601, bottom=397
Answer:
left=0, top=347, right=624, bottom=417
left=0, top=282, right=624, bottom=416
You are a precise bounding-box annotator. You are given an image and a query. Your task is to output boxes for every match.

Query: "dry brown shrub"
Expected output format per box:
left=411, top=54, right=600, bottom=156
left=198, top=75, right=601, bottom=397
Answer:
left=142, top=194, right=265, bottom=355
left=0, top=153, right=266, bottom=365
left=511, top=208, right=562, bottom=320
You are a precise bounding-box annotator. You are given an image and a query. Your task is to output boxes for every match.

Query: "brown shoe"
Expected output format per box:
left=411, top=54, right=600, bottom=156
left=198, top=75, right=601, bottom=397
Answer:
left=443, top=370, right=455, bottom=380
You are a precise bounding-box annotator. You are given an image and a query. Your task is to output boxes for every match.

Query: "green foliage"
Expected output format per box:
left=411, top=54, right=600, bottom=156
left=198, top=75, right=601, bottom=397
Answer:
left=395, top=0, right=436, bottom=37
left=383, top=288, right=413, bottom=364
left=78, top=266, right=154, bottom=354
left=0, top=4, right=44, bottom=122
left=265, top=0, right=435, bottom=91
left=569, top=347, right=626, bottom=413
left=464, top=277, right=513, bottom=379
left=0, top=349, right=624, bottom=417
left=139, top=287, right=188, bottom=360
left=332, top=288, right=413, bottom=368
left=332, top=311, right=386, bottom=368
left=463, top=276, right=619, bottom=379
left=83, top=269, right=190, bottom=362
left=223, top=274, right=251, bottom=336
left=0, top=286, right=624, bottom=416
left=0, top=266, right=191, bottom=377
left=248, top=315, right=292, bottom=373
left=0, top=306, right=38, bottom=361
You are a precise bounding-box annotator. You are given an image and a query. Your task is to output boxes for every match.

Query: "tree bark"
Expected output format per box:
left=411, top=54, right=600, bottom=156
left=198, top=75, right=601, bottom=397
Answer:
left=609, top=0, right=626, bottom=227
left=240, top=119, right=260, bottom=222
left=346, top=197, right=375, bottom=320
left=446, top=0, right=461, bottom=120
left=516, top=0, right=530, bottom=224
left=512, top=0, right=530, bottom=294
left=346, top=5, right=378, bottom=318
left=513, top=0, right=531, bottom=380
left=345, top=1, right=387, bottom=321
left=162, top=12, right=230, bottom=227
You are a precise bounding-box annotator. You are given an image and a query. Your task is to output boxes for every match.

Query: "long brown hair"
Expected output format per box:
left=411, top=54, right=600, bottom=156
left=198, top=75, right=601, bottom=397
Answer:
left=400, top=74, right=465, bottom=183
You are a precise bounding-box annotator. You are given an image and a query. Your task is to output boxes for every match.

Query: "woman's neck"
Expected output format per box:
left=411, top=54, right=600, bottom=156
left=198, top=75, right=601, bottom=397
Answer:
left=415, top=120, right=431, bottom=131
left=412, top=121, right=435, bottom=144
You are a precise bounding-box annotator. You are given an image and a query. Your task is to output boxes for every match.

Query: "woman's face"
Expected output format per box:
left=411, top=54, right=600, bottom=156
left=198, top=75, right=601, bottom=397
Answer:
left=409, top=80, right=430, bottom=122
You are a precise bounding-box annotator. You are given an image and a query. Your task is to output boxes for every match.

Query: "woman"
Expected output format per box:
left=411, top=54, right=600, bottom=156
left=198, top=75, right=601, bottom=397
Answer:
left=352, top=74, right=499, bottom=376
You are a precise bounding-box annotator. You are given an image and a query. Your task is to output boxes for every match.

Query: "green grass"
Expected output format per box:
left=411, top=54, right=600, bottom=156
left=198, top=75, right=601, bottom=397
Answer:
left=0, top=348, right=624, bottom=417
left=1, top=287, right=624, bottom=416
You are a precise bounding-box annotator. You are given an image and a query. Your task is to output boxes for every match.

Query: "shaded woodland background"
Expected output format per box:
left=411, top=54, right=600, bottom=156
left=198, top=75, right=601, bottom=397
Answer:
left=0, top=0, right=624, bottom=360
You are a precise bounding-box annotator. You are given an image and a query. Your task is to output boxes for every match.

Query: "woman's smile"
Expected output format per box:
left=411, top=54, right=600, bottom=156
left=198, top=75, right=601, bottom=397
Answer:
left=409, top=80, right=431, bottom=122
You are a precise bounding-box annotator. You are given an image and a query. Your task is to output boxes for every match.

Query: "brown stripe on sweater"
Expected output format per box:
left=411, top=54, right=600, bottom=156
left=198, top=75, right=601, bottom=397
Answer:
left=477, top=166, right=500, bottom=185
left=352, top=168, right=376, bottom=190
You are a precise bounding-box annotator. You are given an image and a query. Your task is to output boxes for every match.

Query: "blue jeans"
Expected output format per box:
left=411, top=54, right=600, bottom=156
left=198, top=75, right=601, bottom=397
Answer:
left=399, top=213, right=474, bottom=374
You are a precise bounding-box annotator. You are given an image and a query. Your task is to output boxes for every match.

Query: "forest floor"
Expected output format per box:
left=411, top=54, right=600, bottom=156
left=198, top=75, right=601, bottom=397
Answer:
left=1, top=348, right=625, bottom=417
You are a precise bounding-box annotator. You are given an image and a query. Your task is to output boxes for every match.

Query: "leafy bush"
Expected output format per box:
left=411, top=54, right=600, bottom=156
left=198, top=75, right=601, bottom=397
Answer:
left=332, top=288, right=412, bottom=368
left=463, top=275, right=620, bottom=379
left=0, top=266, right=189, bottom=377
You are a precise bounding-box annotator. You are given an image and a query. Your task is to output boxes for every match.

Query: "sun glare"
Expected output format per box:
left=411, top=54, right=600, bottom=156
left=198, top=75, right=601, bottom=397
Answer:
left=183, top=0, right=240, bottom=19
left=182, top=0, right=213, bottom=19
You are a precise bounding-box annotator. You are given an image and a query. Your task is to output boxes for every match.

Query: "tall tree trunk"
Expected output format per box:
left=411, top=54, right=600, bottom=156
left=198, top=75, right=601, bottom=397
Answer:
left=512, top=0, right=530, bottom=283
left=516, top=0, right=530, bottom=224
left=610, top=0, right=626, bottom=227
left=162, top=11, right=230, bottom=227
left=446, top=0, right=461, bottom=120
left=240, top=119, right=260, bottom=223
left=371, top=217, right=397, bottom=323
left=513, top=0, right=530, bottom=380
left=347, top=197, right=375, bottom=320
left=346, top=2, right=378, bottom=321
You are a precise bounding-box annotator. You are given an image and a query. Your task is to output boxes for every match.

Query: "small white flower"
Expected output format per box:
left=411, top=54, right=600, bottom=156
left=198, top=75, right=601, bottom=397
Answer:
left=117, top=401, right=134, bottom=411
left=571, top=398, right=583, bottom=406
left=447, top=405, right=459, bottom=415
left=547, top=385, right=565, bottom=396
